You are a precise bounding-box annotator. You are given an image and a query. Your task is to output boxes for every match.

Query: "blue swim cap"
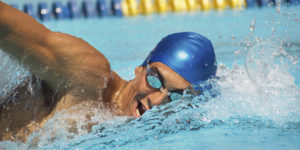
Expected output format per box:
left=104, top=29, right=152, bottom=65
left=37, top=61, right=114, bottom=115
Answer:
left=142, top=32, right=220, bottom=97
left=141, top=32, right=218, bottom=95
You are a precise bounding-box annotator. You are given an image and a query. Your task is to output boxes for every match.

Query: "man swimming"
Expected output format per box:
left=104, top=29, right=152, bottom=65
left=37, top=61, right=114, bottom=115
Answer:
left=0, top=2, right=217, bottom=142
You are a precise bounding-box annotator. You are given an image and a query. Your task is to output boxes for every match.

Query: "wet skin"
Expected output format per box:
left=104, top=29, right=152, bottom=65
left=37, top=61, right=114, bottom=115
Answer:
left=117, top=62, right=191, bottom=118
left=135, top=63, right=190, bottom=117
left=0, top=2, right=190, bottom=141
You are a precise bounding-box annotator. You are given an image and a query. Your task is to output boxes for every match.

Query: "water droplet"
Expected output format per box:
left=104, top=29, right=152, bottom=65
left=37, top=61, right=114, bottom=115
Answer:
left=234, top=50, right=241, bottom=55
left=219, top=62, right=226, bottom=69
left=231, top=35, right=236, bottom=40
left=276, top=1, right=281, bottom=13
left=290, top=56, right=298, bottom=65
left=271, top=26, right=276, bottom=33
left=250, top=19, right=256, bottom=32
left=233, top=119, right=240, bottom=124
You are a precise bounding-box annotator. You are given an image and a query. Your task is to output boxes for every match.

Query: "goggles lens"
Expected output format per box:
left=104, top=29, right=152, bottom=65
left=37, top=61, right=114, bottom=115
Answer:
left=146, top=68, right=184, bottom=101
left=147, top=75, right=162, bottom=89
left=169, top=92, right=183, bottom=100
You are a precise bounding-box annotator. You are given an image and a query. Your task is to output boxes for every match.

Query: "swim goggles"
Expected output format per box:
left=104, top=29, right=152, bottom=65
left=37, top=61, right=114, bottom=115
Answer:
left=145, top=65, right=184, bottom=102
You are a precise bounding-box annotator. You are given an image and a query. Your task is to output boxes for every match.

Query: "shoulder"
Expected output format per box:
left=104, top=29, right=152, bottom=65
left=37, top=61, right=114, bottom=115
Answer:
left=44, top=31, right=113, bottom=95
left=45, top=31, right=111, bottom=73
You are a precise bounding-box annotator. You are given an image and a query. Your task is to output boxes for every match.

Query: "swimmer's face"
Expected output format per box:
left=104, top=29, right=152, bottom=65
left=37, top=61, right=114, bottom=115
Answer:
left=130, top=62, right=191, bottom=118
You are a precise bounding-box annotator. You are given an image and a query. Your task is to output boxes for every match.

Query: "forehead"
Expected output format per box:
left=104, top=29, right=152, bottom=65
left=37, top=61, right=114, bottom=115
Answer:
left=149, top=62, right=191, bottom=90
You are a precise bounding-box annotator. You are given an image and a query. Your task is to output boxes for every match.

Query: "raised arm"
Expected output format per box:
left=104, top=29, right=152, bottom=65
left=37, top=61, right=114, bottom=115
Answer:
left=0, top=2, right=111, bottom=92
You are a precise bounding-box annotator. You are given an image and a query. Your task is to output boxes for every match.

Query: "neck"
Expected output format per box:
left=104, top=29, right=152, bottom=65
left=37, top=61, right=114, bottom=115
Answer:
left=111, top=79, right=137, bottom=116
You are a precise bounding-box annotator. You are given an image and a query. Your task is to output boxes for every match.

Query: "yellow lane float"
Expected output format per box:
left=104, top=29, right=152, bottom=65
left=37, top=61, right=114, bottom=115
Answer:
left=199, top=0, right=212, bottom=11
left=169, top=0, right=187, bottom=12
left=228, top=0, right=246, bottom=9
left=213, top=0, right=227, bottom=10
left=154, top=0, right=168, bottom=13
left=139, top=0, right=154, bottom=15
left=121, top=0, right=130, bottom=16
left=126, top=0, right=139, bottom=16
left=185, top=0, right=198, bottom=11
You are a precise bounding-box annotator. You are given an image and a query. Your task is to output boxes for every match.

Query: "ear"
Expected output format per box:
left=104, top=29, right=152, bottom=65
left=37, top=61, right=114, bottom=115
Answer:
left=134, top=66, right=144, bottom=76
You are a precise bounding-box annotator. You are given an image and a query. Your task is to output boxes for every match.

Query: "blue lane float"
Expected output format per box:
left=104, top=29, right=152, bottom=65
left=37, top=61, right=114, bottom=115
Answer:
left=111, top=0, right=123, bottom=16
left=245, top=0, right=257, bottom=7
left=52, top=2, right=64, bottom=19
left=289, top=0, right=300, bottom=5
left=10, top=4, right=19, bottom=10
left=258, top=0, right=269, bottom=6
left=38, top=2, right=51, bottom=21
left=258, top=0, right=277, bottom=6
left=10, top=0, right=300, bottom=21
left=96, top=0, right=109, bottom=16
left=82, top=0, right=96, bottom=18
left=63, top=4, right=71, bottom=18
left=24, top=3, right=36, bottom=18
left=68, top=0, right=81, bottom=18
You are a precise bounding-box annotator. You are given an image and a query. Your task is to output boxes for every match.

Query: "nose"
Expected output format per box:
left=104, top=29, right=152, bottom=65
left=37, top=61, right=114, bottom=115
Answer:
left=148, top=89, right=168, bottom=106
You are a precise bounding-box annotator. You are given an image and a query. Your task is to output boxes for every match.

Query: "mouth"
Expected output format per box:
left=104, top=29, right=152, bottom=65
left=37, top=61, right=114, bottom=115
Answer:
left=133, top=101, right=148, bottom=118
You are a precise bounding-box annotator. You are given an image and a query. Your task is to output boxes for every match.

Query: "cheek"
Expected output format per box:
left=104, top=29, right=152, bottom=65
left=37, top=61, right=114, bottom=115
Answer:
left=147, top=92, right=166, bottom=105
left=137, top=75, right=150, bottom=94
left=134, top=77, right=153, bottom=101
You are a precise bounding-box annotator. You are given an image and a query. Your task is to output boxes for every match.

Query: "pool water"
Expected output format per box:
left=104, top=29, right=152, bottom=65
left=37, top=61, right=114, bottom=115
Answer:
left=0, top=3, right=300, bottom=150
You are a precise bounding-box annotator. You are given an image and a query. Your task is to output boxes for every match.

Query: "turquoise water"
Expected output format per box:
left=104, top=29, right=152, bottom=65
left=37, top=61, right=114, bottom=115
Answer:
left=0, top=3, right=300, bottom=150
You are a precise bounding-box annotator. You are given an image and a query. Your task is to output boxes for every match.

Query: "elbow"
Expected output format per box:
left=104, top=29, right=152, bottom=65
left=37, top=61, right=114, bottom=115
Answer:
left=42, top=31, right=67, bottom=50
left=43, top=31, right=76, bottom=49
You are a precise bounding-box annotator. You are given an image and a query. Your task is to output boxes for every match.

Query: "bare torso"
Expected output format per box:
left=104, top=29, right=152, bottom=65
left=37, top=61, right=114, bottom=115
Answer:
left=0, top=2, right=126, bottom=142
left=0, top=52, right=125, bottom=142
left=0, top=54, right=124, bottom=141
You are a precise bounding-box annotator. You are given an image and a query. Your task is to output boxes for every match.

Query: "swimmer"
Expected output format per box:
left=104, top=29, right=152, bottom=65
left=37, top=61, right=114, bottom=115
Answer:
left=0, top=2, right=217, bottom=141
